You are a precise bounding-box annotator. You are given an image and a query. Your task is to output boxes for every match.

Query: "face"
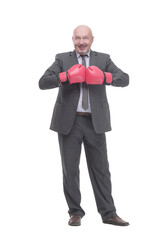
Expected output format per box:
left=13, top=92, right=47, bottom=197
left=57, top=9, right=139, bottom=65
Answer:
left=72, top=26, right=94, bottom=55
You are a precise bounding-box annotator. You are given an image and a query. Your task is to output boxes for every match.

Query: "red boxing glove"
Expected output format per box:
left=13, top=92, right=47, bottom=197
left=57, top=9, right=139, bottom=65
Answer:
left=59, top=64, right=85, bottom=86
left=85, top=66, right=112, bottom=85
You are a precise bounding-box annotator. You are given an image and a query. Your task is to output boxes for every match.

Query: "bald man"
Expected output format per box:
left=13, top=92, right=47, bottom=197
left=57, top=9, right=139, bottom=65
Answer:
left=39, top=25, right=129, bottom=226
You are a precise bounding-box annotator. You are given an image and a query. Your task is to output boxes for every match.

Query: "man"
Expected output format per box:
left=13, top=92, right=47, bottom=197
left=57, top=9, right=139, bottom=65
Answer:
left=39, top=25, right=129, bottom=226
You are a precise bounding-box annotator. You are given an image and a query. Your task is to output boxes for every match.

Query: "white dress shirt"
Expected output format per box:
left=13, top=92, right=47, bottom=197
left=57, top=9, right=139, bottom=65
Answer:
left=76, top=51, right=91, bottom=113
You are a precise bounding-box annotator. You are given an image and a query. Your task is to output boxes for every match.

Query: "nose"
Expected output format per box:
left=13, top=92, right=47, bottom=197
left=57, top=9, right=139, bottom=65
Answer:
left=79, top=38, right=85, bottom=44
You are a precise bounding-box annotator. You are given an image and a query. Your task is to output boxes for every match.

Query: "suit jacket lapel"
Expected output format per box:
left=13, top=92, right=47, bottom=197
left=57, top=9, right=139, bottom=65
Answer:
left=69, top=50, right=80, bottom=92
left=89, top=50, right=97, bottom=66
left=69, top=50, right=79, bottom=66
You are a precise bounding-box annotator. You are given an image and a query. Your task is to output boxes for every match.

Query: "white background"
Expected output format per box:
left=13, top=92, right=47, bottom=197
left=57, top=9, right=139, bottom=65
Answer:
left=0, top=0, right=160, bottom=239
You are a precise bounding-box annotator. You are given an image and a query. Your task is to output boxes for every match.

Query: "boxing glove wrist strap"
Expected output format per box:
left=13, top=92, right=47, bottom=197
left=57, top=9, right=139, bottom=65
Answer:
left=59, top=72, right=70, bottom=86
left=104, top=72, right=112, bottom=85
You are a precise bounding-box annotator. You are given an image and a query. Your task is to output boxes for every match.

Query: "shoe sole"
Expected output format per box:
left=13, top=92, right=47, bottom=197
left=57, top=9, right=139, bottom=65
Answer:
left=68, top=223, right=81, bottom=226
left=103, top=221, right=129, bottom=226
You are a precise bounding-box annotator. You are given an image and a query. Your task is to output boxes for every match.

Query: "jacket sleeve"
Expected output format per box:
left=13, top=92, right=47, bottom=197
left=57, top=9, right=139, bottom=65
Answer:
left=38, top=54, right=62, bottom=90
left=106, top=56, right=129, bottom=87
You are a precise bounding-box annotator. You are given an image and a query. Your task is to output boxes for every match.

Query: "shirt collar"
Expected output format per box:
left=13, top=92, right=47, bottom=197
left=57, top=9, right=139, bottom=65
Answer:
left=76, top=50, right=90, bottom=58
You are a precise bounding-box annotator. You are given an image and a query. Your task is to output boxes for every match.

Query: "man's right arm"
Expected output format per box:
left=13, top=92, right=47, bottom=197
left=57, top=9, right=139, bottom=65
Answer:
left=39, top=54, right=62, bottom=90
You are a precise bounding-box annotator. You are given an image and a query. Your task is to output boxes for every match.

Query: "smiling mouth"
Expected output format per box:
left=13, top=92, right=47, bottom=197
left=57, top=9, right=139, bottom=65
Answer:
left=78, top=46, right=87, bottom=50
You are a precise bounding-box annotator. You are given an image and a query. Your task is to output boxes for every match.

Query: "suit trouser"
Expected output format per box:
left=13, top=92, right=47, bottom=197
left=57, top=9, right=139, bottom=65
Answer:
left=58, top=114, right=116, bottom=220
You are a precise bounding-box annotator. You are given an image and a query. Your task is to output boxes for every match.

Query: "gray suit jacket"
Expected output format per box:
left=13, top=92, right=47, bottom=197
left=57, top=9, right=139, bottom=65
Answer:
left=39, top=50, right=129, bottom=134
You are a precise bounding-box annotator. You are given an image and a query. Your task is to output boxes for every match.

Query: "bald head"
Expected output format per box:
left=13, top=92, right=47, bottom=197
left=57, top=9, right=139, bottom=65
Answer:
left=73, top=25, right=93, bottom=37
left=72, top=25, right=94, bottom=55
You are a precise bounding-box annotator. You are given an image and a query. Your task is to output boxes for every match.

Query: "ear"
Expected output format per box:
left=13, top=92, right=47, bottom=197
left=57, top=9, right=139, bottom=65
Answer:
left=92, top=36, right=94, bottom=43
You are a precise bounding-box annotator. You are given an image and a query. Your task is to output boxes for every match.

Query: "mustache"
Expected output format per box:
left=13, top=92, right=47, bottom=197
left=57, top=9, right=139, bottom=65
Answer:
left=78, top=44, right=87, bottom=47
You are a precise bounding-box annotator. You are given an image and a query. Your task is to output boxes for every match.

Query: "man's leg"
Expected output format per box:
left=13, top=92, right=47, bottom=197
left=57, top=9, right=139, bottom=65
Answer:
left=83, top=116, right=116, bottom=221
left=58, top=116, right=85, bottom=218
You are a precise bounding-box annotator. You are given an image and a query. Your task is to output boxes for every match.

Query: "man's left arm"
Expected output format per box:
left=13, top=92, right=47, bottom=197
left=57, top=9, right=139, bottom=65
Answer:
left=106, top=56, right=129, bottom=87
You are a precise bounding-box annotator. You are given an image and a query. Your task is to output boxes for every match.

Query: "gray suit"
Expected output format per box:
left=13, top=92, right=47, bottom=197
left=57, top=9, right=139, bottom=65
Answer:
left=39, top=50, right=129, bottom=221
left=39, top=50, right=129, bottom=134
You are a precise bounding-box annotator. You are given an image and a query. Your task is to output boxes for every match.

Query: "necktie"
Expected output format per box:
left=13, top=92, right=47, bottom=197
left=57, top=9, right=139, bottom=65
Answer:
left=81, top=55, right=88, bottom=110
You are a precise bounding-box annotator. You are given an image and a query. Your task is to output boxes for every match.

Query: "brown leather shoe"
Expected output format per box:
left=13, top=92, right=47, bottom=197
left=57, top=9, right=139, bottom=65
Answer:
left=103, top=214, right=129, bottom=226
left=68, top=214, right=81, bottom=226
